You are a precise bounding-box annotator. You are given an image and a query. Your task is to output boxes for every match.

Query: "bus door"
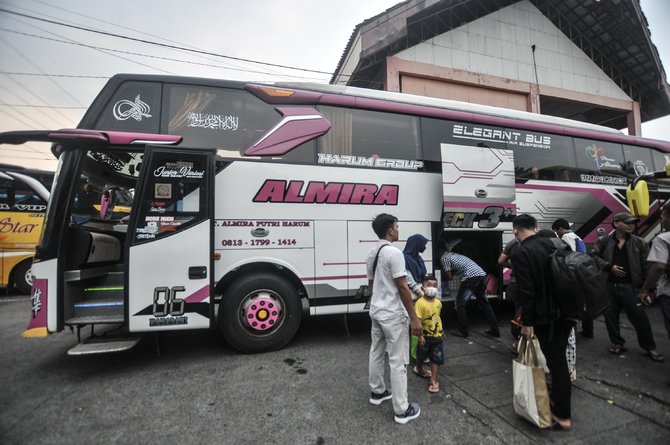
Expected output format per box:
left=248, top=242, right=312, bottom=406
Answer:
left=127, top=147, right=215, bottom=332
left=440, top=141, right=515, bottom=298
left=441, top=142, right=515, bottom=231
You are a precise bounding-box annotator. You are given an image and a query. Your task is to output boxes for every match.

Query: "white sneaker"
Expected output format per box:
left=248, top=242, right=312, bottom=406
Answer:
left=394, top=402, right=420, bottom=424
left=369, top=389, right=392, bottom=406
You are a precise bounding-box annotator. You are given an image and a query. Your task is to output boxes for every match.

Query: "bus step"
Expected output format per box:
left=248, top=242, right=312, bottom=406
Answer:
left=65, top=314, right=125, bottom=325
left=67, top=337, right=140, bottom=355
left=73, top=299, right=124, bottom=318
left=83, top=285, right=124, bottom=300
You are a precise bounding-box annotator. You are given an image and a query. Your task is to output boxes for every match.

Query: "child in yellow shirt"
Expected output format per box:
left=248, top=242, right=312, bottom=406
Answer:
left=414, top=274, right=444, bottom=393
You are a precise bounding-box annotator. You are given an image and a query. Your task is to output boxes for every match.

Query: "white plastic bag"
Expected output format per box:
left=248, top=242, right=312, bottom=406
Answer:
left=512, top=335, right=551, bottom=428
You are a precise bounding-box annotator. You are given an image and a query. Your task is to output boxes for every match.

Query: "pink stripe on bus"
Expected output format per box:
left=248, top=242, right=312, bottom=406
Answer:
left=184, top=285, right=210, bottom=303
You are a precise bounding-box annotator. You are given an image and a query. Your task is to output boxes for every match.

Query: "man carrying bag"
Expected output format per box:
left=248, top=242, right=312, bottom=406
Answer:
left=511, top=214, right=575, bottom=431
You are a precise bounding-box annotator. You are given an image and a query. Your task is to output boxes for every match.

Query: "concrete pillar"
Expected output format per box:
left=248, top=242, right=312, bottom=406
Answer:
left=527, top=84, right=541, bottom=113
left=385, top=57, right=401, bottom=93
left=627, top=101, right=642, bottom=136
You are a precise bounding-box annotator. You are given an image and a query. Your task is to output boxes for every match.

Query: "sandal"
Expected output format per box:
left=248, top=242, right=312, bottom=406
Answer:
left=647, top=350, right=665, bottom=363
left=550, top=415, right=572, bottom=431
left=413, top=366, right=431, bottom=379
left=428, top=382, right=440, bottom=393
left=608, top=344, right=627, bottom=355
left=550, top=420, right=572, bottom=431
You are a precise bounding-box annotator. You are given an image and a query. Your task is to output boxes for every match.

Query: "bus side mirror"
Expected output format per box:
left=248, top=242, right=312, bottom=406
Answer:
left=627, top=179, right=649, bottom=217
left=99, top=188, right=117, bottom=220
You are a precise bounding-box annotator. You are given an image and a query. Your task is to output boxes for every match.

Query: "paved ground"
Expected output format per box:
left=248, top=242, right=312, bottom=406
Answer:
left=0, top=292, right=669, bottom=444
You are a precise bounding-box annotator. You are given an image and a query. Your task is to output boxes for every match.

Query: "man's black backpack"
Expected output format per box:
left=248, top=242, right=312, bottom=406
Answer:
left=548, top=244, right=609, bottom=320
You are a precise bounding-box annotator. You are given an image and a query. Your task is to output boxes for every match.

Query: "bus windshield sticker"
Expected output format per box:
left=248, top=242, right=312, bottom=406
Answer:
left=155, top=184, right=172, bottom=199
left=633, top=160, right=649, bottom=175
left=187, top=112, right=239, bottom=131
left=113, top=94, right=152, bottom=122
left=585, top=144, right=621, bottom=172
left=153, top=162, right=204, bottom=179
left=136, top=222, right=158, bottom=239
left=149, top=201, right=168, bottom=213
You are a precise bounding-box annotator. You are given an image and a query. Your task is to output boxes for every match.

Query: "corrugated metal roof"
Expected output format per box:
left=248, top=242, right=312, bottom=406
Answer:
left=331, top=0, right=670, bottom=125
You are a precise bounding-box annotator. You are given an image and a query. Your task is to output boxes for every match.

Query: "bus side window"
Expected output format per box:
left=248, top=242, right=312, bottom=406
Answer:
left=318, top=106, right=421, bottom=165
left=1, top=177, right=46, bottom=210
left=511, top=132, right=575, bottom=182
left=651, top=149, right=670, bottom=186
left=623, top=145, right=654, bottom=179
left=0, top=178, right=16, bottom=208
left=574, top=138, right=626, bottom=185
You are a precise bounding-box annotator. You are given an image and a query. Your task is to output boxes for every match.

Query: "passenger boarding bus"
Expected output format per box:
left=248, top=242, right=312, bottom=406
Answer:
left=2, top=74, right=669, bottom=355
left=0, top=164, right=53, bottom=294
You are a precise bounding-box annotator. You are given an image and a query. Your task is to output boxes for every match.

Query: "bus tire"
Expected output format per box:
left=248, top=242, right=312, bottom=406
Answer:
left=13, top=260, right=33, bottom=295
left=219, top=273, right=302, bottom=353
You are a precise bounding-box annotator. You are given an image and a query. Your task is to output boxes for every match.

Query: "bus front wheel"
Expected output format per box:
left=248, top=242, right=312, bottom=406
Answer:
left=219, top=273, right=302, bottom=353
left=12, top=260, right=33, bottom=295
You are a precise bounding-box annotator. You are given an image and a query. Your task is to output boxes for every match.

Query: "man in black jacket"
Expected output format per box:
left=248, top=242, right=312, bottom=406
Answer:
left=512, top=213, right=574, bottom=430
left=591, top=212, right=663, bottom=362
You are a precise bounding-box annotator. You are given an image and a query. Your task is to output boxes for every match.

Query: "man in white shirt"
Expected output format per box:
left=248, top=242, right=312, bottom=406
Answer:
left=639, top=206, right=670, bottom=342
left=366, top=213, right=423, bottom=424
left=552, top=218, right=586, bottom=253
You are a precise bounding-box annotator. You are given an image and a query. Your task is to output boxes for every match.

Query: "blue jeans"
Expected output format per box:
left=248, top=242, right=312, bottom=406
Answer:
left=455, top=276, right=498, bottom=335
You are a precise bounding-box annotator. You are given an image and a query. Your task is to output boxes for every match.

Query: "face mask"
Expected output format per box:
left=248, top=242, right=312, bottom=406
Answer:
left=424, top=287, right=438, bottom=298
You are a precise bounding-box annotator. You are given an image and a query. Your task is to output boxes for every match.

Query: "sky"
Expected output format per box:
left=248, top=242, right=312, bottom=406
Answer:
left=0, top=0, right=668, bottom=171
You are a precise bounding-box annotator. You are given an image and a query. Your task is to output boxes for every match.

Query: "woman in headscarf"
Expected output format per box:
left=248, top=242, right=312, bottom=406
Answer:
left=403, top=234, right=429, bottom=286
left=404, top=234, right=429, bottom=370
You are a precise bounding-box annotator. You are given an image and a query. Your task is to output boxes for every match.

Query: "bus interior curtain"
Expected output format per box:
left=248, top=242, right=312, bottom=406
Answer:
left=168, top=91, right=217, bottom=132
left=320, top=107, right=352, bottom=156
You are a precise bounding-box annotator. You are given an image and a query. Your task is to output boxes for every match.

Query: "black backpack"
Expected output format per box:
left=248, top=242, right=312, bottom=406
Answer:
left=548, top=244, right=609, bottom=320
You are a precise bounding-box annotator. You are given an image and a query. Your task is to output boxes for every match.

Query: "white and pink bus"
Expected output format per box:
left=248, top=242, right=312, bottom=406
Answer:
left=2, top=74, right=669, bottom=354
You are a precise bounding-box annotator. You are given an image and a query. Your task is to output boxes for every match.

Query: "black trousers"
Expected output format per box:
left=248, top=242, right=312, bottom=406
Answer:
left=604, top=282, right=656, bottom=351
left=455, top=276, right=498, bottom=335
left=659, top=295, right=670, bottom=339
left=581, top=316, right=593, bottom=336
left=534, top=320, right=576, bottom=420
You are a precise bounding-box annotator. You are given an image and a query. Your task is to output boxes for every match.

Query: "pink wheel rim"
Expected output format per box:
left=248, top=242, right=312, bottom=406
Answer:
left=244, top=297, right=279, bottom=331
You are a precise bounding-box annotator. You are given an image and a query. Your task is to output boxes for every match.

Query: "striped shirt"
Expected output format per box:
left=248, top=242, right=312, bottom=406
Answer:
left=440, top=252, right=485, bottom=281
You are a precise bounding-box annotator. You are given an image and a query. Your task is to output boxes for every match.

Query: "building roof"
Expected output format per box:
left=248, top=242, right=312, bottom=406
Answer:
left=331, top=0, right=670, bottom=127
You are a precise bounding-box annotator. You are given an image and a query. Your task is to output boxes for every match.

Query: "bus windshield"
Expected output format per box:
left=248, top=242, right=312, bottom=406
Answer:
left=71, top=150, right=141, bottom=222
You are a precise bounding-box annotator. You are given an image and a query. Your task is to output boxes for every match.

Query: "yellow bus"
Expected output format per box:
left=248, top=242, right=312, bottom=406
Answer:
left=0, top=165, right=52, bottom=294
